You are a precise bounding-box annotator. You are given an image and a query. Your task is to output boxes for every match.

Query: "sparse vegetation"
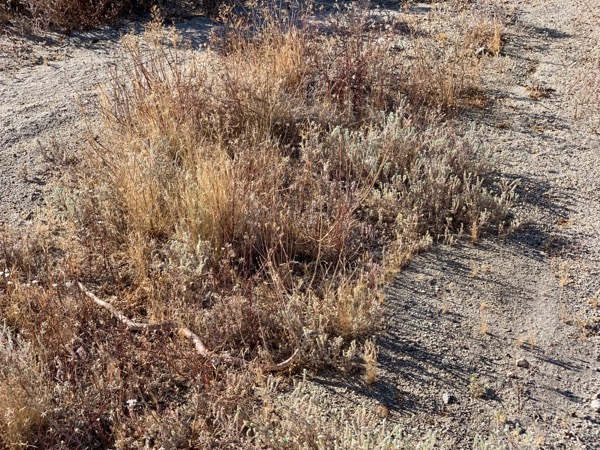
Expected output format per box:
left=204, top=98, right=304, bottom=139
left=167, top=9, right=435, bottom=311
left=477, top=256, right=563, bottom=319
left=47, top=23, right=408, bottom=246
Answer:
left=479, top=300, right=490, bottom=334
left=0, top=0, right=200, bottom=30
left=249, top=377, right=437, bottom=449
left=526, top=82, right=553, bottom=100
left=469, top=374, right=491, bottom=400
left=0, top=1, right=516, bottom=448
left=363, top=338, right=378, bottom=384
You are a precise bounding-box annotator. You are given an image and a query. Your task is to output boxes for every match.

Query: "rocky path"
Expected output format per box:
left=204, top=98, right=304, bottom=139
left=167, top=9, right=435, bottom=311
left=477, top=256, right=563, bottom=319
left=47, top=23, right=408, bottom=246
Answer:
left=0, top=33, right=115, bottom=224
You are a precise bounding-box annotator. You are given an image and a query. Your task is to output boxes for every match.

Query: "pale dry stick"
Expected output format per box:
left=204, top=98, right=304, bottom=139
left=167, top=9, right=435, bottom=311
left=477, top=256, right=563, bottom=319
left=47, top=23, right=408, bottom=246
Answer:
left=77, top=282, right=299, bottom=371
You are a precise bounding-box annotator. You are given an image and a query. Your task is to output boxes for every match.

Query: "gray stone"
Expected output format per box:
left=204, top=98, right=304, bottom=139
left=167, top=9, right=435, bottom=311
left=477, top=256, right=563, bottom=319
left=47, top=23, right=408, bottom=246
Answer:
left=516, top=358, right=530, bottom=369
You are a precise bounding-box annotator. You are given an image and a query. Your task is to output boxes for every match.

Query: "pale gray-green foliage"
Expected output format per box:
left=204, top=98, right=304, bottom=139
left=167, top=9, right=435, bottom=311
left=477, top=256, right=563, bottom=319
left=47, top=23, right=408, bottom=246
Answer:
left=247, top=374, right=436, bottom=450
left=314, top=107, right=516, bottom=242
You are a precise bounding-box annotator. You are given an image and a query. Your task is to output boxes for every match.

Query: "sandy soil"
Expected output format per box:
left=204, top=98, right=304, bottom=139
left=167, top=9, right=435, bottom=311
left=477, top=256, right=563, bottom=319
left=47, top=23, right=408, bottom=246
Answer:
left=1, top=1, right=598, bottom=448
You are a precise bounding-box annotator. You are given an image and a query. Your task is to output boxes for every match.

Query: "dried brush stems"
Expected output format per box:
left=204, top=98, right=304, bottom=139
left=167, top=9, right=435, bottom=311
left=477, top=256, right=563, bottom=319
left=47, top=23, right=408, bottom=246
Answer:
left=0, top=1, right=204, bottom=31
left=77, top=282, right=299, bottom=371
left=0, top=2, right=518, bottom=447
left=77, top=281, right=209, bottom=350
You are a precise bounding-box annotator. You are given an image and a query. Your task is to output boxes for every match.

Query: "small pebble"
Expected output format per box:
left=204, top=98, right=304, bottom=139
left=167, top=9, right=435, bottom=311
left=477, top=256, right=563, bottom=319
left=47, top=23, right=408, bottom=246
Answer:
left=442, top=392, right=456, bottom=405
left=516, top=358, right=530, bottom=369
left=476, top=46, right=493, bottom=57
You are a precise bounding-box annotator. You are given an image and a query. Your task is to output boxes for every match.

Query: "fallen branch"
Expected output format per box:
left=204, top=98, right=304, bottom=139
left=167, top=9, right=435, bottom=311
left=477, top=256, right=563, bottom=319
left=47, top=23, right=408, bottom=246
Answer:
left=77, top=282, right=299, bottom=371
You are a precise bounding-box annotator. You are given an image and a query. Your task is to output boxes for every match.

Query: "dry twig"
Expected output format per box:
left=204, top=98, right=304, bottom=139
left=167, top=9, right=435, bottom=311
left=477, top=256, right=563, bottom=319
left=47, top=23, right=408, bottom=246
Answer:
left=77, top=282, right=299, bottom=371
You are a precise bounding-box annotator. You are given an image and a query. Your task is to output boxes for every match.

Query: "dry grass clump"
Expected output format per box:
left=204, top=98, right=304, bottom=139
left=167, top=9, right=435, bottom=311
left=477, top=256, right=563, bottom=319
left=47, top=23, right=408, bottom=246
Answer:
left=0, top=0, right=199, bottom=30
left=397, top=0, right=509, bottom=111
left=0, top=326, right=51, bottom=447
left=0, top=3, right=515, bottom=447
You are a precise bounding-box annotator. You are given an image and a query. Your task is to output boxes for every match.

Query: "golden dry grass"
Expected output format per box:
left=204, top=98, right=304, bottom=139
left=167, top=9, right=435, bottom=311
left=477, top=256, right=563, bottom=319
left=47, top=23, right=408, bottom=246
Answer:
left=0, top=0, right=199, bottom=30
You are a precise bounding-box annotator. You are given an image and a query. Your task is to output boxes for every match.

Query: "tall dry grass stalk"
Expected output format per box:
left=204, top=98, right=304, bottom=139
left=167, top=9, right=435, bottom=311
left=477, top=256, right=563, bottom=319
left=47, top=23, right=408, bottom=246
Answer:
left=1, top=0, right=201, bottom=30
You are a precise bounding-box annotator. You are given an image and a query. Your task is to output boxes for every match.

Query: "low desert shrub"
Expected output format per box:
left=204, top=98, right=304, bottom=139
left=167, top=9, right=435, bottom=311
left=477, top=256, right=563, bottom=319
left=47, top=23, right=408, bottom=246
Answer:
left=0, top=0, right=201, bottom=30
left=2, top=0, right=131, bottom=29
left=248, top=376, right=437, bottom=449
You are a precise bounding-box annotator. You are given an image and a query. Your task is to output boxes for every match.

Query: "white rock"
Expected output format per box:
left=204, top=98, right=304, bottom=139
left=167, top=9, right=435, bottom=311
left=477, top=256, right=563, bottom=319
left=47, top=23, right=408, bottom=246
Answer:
left=591, top=399, right=600, bottom=412
left=442, top=392, right=456, bottom=405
